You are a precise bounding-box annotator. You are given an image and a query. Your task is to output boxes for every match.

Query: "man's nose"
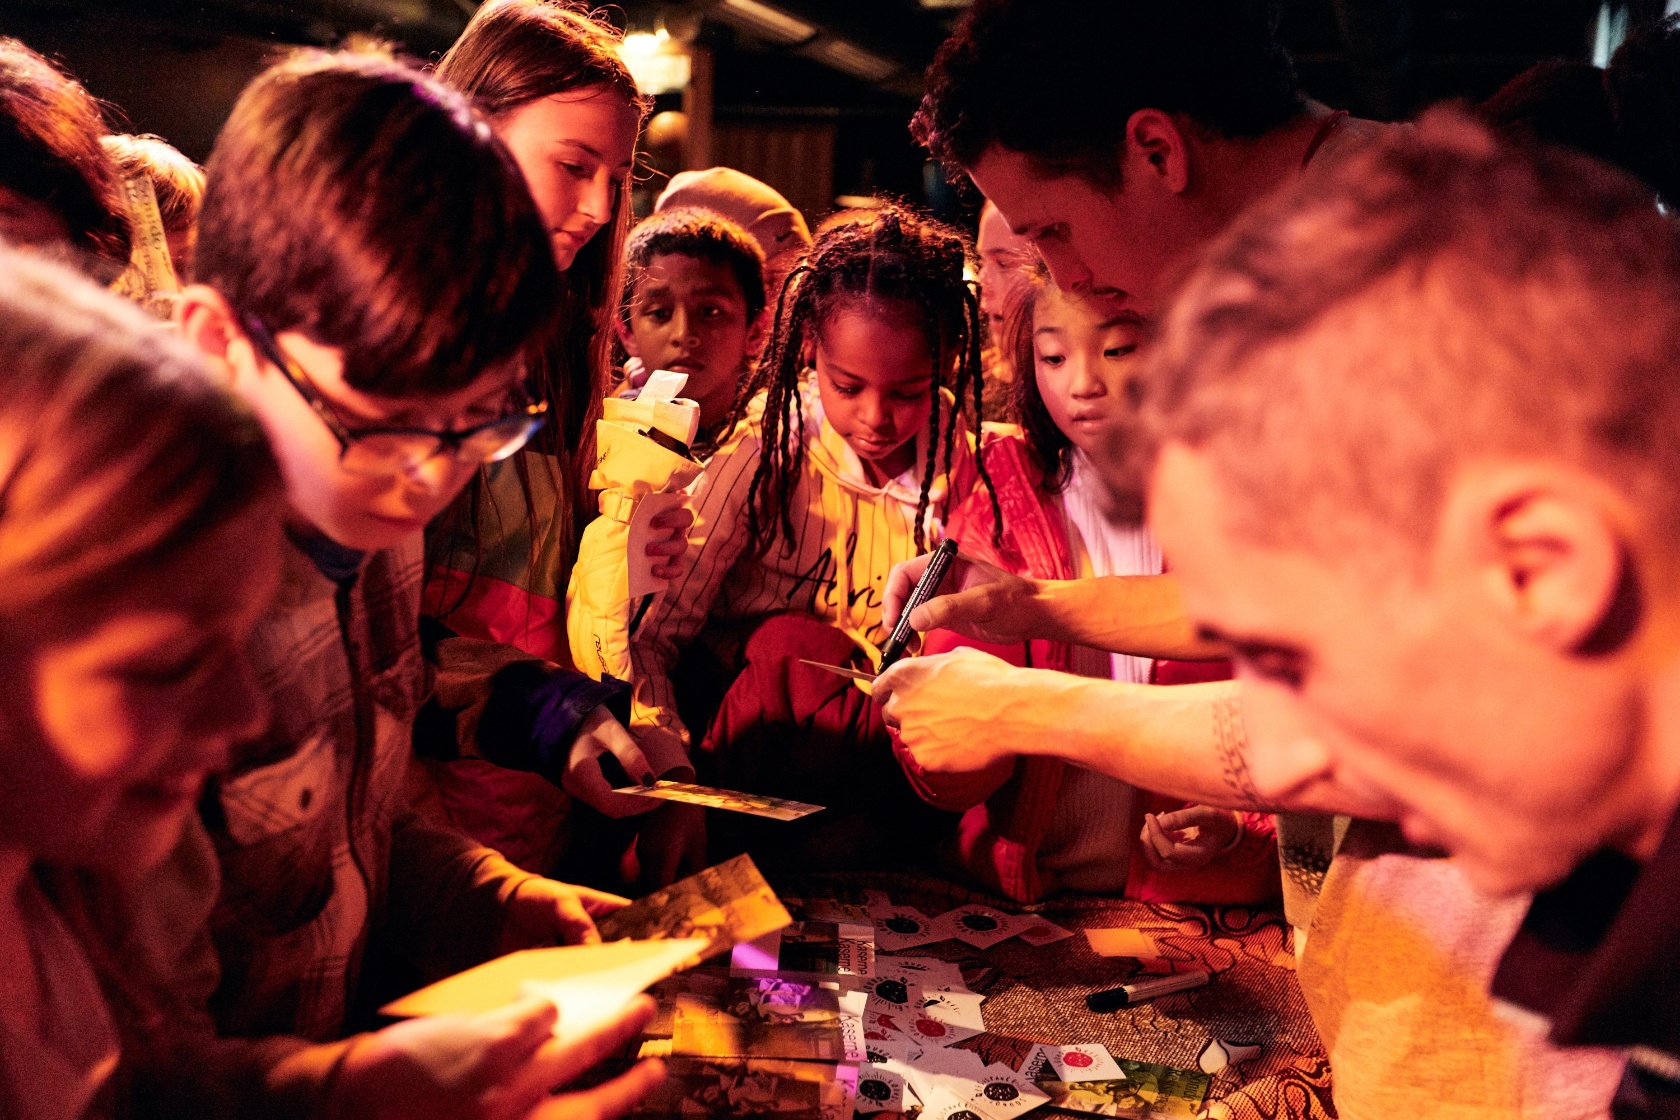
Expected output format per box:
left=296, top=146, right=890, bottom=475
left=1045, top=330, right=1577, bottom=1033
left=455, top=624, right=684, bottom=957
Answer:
left=1039, top=242, right=1094, bottom=294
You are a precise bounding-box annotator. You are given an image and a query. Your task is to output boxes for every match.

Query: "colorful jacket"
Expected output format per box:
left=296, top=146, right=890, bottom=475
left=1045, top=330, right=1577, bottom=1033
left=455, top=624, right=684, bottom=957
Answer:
left=625, top=380, right=980, bottom=775
left=420, top=451, right=630, bottom=871
left=893, top=434, right=1278, bottom=905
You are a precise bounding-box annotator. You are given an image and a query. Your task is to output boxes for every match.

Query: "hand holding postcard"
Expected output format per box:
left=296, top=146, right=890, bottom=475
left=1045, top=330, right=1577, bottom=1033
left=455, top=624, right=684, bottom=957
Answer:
left=595, top=853, right=791, bottom=956
left=378, top=937, right=707, bottom=1045
left=612, top=779, right=825, bottom=821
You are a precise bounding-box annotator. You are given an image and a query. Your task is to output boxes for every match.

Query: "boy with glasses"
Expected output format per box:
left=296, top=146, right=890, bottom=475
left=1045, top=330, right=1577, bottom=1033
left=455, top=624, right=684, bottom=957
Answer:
left=142, top=50, right=663, bottom=1120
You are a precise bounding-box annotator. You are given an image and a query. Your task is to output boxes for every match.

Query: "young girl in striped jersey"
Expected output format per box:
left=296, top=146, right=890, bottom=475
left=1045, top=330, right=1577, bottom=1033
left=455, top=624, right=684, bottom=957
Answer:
left=624, top=203, right=998, bottom=880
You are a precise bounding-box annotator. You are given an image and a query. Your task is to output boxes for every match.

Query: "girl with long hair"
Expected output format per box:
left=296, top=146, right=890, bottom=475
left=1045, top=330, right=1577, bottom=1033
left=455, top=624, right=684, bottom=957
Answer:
left=421, top=1, right=682, bottom=871
left=624, top=202, right=1000, bottom=880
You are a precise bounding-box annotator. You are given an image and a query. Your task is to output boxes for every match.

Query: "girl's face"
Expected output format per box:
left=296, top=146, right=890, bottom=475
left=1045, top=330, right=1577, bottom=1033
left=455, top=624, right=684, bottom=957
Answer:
left=495, top=86, right=640, bottom=271
left=813, top=304, right=936, bottom=486
left=1031, top=285, right=1146, bottom=459
left=0, top=507, right=281, bottom=872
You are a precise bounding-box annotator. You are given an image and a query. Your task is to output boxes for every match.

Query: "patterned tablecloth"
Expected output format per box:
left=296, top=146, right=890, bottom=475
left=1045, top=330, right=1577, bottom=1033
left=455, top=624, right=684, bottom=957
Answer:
left=774, top=872, right=1337, bottom=1120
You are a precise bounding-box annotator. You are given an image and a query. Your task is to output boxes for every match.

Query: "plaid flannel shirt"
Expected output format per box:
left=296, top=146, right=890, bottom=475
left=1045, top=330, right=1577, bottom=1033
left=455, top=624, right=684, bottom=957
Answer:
left=201, top=532, right=536, bottom=1042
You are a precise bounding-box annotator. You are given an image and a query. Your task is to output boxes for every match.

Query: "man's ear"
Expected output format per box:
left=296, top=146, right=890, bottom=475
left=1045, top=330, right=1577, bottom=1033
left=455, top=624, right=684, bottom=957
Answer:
left=1446, top=469, right=1630, bottom=654
left=1124, top=109, right=1192, bottom=195
left=176, top=284, right=244, bottom=384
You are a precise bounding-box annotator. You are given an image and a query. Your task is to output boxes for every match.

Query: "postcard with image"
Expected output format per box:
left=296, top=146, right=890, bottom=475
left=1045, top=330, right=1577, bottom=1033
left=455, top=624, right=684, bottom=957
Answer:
left=671, top=974, right=866, bottom=1063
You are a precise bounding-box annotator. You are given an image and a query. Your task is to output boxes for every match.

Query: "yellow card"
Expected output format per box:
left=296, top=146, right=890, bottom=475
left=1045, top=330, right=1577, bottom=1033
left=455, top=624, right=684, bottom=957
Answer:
left=1084, top=928, right=1162, bottom=958
left=381, top=937, right=709, bottom=1043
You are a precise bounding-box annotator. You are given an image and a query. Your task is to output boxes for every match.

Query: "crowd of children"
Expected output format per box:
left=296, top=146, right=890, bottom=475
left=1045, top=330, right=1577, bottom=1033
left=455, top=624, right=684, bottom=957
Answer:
left=3, top=0, right=1680, bottom=1118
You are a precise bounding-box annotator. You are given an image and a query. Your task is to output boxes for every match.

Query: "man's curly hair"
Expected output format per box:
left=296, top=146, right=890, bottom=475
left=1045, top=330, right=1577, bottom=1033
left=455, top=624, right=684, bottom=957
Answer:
left=912, top=0, right=1304, bottom=186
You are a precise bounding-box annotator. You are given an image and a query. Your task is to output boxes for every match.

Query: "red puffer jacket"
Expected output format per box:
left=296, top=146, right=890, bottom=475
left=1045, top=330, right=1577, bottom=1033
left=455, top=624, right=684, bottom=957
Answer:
left=891, top=434, right=1278, bottom=905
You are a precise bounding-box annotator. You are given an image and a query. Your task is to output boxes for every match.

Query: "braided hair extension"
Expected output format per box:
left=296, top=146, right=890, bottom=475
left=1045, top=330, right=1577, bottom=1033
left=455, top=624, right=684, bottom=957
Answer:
left=731, top=201, right=1001, bottom=559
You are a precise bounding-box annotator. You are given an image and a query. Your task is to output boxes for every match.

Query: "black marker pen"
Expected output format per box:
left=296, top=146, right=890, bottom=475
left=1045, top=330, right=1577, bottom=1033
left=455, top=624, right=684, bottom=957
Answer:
left=879, top=539, right=959, bottom=671
left=1085, top=969, right=1211, bottom=1012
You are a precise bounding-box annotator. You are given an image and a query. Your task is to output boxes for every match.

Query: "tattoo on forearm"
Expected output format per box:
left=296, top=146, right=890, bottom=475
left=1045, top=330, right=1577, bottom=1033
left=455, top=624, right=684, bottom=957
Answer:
left=1213, top=691, right=1277, bottom=810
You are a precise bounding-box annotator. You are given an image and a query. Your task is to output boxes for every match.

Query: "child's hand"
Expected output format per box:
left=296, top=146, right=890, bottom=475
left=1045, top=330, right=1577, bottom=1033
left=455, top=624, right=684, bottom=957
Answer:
left=1140, top=805, right=1243, bottom=872
left=332, top=995, right=663, bottom=1120
left=499, top=876, right=629, bottom=952
left=645, top=504, right=693, bottom=580
left=562, top=706, right=661, bottom=818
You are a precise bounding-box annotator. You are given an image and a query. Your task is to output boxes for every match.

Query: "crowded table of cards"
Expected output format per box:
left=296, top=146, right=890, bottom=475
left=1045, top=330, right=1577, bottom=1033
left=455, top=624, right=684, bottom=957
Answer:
left=402, top=855, right=1334, bottom=1120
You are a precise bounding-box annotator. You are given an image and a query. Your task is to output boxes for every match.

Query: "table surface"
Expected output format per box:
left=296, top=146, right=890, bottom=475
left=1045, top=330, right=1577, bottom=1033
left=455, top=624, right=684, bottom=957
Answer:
left=774, top=872, right=1337, bottom=1120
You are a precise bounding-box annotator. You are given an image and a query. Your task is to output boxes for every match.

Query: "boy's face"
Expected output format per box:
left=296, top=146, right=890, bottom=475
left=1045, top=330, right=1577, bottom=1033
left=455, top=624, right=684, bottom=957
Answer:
left=181, top=288, right=522, bottom=552
left=1149, top=440, right=1656, bottom=897
left=620, top=251, right=758, bottom=431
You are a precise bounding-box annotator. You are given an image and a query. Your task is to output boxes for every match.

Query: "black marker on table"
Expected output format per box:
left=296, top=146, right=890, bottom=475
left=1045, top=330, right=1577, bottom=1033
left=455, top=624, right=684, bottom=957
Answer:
left=878, top=539, right=960, bottom=671
left=1085, top=969, right=1211, bottom=1013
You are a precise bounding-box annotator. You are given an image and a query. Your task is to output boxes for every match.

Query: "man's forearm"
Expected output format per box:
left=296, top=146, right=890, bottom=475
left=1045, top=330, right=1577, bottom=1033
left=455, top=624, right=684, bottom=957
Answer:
left=1031, top=575, right=1228, bottom=660
left=1012, top=674, right=1381, bottom=816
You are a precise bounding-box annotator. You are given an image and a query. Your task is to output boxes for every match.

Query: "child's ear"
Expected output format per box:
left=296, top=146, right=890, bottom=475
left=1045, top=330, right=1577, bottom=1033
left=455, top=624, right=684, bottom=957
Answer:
left=614, top=314, right=641, bottom=360
left=176, top=284, right=244, bottom=383
left=745, top=310, right=770, bottom=363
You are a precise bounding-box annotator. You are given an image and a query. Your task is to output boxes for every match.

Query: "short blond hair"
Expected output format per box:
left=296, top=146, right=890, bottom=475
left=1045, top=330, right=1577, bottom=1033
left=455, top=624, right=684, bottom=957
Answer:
left=1145, top=110, right=1680, bottom=555
left=101, top=133, right=204, bottom=235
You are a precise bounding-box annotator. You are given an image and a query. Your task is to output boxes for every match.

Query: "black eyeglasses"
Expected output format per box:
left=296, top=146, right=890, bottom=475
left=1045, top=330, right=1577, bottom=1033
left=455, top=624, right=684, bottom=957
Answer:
left=241, top=314, right=547, bottom=478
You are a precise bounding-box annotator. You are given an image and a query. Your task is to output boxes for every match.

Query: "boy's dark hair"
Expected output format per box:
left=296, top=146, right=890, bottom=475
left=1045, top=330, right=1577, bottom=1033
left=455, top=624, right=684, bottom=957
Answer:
left=738, top=201, right=1000, bottom=556
left=1480, top=16, right=1680, bottom=210
left=624, top=207, right=768, bottom=326
left=912, top=0, right=1303, bottom=186
left=0, top=38, right=130, bottom=268
left=196, top=49, right=562, bottom=396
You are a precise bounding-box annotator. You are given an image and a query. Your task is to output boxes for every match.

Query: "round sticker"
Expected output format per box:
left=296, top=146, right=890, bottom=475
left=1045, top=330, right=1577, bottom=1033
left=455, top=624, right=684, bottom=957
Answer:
left=1063, top=1050, right=1095, bottom=1068
left=915, top=1018, right=948, bottom=1038
left=859, top=1079, right=892, bottom=1102
left=959, top=913, right=999, bottom=932
left=875, top=979, right=910, bottom=1004
left=884, top=916, right=923, bottom=934
left=984, top=1082, right=1021, bottom=1102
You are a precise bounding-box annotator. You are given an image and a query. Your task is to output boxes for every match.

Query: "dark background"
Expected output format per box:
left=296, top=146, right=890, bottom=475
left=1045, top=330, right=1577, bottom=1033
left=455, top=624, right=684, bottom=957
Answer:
left=2, top=0, right=1666, bottom=226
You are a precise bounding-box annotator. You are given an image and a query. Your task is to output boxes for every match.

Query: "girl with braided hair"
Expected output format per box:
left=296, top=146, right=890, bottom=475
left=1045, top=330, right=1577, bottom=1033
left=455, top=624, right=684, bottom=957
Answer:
left=623, top=201, right=1000, bottom=882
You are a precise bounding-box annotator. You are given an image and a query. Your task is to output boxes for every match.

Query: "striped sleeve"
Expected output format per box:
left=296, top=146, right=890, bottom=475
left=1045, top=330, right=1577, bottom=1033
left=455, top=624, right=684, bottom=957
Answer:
left=625, top=425, right=762, bottom=773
